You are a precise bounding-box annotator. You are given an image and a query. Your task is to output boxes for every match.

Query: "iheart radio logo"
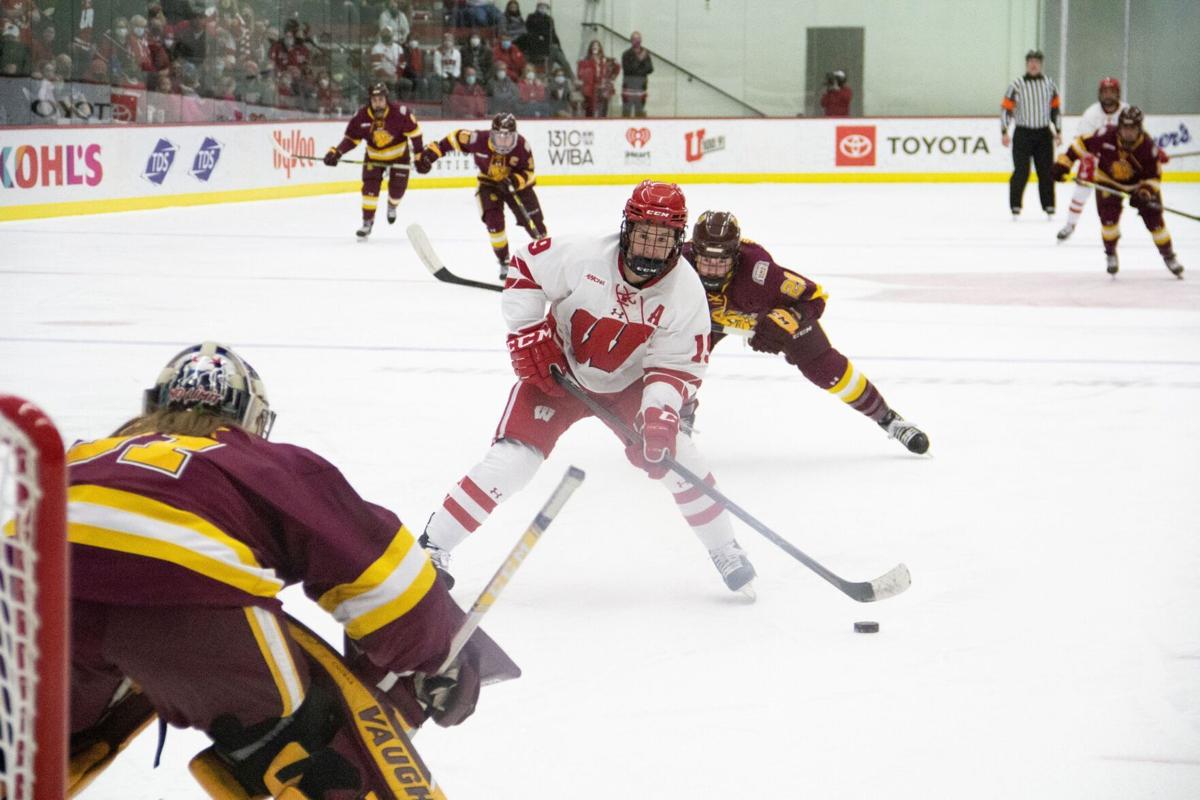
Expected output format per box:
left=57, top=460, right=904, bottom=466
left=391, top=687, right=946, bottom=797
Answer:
left=626, top=127, right=651, bottom=148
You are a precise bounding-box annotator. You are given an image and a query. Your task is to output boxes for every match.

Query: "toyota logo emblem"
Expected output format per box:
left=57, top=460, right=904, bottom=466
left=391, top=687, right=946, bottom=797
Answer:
left=839, top=134, right=873, bottom=158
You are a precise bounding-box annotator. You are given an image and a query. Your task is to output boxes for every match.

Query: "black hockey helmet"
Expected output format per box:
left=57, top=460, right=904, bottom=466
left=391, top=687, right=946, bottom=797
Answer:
left=1025, top=49, right=1044, bottom=62
left=369, top=81, right=389, bottom=99
left=691, top=211, right=742, bottom=291
left=1117, top=106, right=1144, bottom=145
left=490, top=112, right=518, bottom=154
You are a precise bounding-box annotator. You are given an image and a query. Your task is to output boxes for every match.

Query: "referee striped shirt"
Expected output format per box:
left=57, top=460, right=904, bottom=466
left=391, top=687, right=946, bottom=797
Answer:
left=1000, top=74, right=1061, bottom=132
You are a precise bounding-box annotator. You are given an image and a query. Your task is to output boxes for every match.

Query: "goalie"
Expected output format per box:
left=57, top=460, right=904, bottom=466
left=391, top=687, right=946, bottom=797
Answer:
left=66, top=342, right=516, bottom=799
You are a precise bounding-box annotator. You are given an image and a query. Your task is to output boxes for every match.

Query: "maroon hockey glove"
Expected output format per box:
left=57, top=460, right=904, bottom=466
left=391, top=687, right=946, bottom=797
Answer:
left=413, top=152, right=432, bottom=174
left=625, top=407, right=680, bottom=480
left=323, top=148, right=340, bottom=167
left=507, top=320, right=566, bottom=396
left=749, top=307, right=809, bottom=355
left=1051, top=161, right=1070, bottom=182
left=1131, top=184, right=1161, bottom=213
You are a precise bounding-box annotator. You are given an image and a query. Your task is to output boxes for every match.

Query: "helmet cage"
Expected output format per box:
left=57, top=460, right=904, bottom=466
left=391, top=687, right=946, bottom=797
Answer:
left=144, top=342, right=276, bottom=438
left=620, top=180, right=688, bottom=280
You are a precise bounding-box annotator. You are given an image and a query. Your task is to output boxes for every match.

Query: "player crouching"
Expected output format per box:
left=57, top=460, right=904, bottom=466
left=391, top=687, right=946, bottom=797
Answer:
left=1052, top=106, right=1184, bottom=278
left=66, top=342, right=515, bottom=798
left=323, top=82, right=423, bottom=239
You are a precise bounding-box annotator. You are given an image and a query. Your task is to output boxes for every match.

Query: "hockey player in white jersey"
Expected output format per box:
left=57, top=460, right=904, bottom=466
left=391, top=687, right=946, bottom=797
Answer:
left=420, top=180, right=757, bottom=597
left=1057, top=77, right=1128, bottom=241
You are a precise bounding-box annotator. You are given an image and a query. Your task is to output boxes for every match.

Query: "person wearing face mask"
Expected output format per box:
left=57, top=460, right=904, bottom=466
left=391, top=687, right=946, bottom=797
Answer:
left=545, top=65, right=575, bottom=117
left=126, top=14, right=157, bottom=87
left=517, top=66, right=547, bottom=117
left=1055, top=77, right=1128, bottom=242
left=446, top=64, right=486, bottom=118
left=499, top=0, right=527, bottom=43
left=460, top=31, right=492, bottom=82
left=487, top=62, right=519, bottom=115
left=491, top=31, right=525, bottom=79
left=577, top=38, right=618, bottom=118
left=324, top=82, right=423, bottom=238
left=433, top=31, right=460, bottom=97
left=378, top=0, right=409, bottom=46
left=523, top=1, right=571, bottom=78
left=369, top=24, right=405, bottom=96
left=414, top=112, right=547, bottom=278
left=620, top=30, right=653, bottom=118
left=315, top=69, right=341, bottom=115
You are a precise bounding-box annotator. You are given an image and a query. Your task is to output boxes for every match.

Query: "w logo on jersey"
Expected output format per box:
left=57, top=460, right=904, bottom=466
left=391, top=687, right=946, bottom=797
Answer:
left=533, top=405, right=555, bottom=422
left=570, top=310, right=654, bottom=373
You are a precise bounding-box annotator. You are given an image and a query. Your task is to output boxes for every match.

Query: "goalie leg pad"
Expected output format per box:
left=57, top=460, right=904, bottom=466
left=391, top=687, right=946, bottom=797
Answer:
left=68, top=683, right=157, bottom=798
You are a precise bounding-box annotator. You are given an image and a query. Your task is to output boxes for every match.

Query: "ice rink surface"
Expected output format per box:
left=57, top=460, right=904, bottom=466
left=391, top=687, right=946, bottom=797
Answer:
left=3, top=180, right=1199, bottom=799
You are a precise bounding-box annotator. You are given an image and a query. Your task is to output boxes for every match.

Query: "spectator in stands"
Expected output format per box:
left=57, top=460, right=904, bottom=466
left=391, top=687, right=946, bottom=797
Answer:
left=461, top=31, right=493, bottom=81
left=523, top=1, right=570, bottom=78
left=517, top=65, right=547, bottom=117
left=620, top=31, right=652, bottom=117
left=461, top=0, right=501, bottom=28
left=378, top=0, right=409, bottom=45
left=370, top=24, right=404, bottom=95
left=487, top=62, right=519, bottom=114
left=247, top=19, right=268, bottom=67
left=1, top=16, right=32, bottom=76
left=433, top=31, right=461, bottom=96
left=30, top=24, right=58, bottom=70
left=404, top=34, right=431, bottom=99
left=315, top=69, right=342, bottom=114
left=577, top=39, right=617, bottom=118
left=492, top=31, right=524, bottom=79
left=499, top=1, right=526, bottom=44
left=545, top=64, right=575, bottom=117
left=447, top=64, right=486, bottom=117
left=820, top=69, right=851, bottom=117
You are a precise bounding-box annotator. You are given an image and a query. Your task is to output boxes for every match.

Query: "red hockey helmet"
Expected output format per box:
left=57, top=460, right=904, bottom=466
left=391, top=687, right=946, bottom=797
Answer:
left=620, top=180, right=688, bottom=280
left=1098, top=76, right=1120, bottom=94
left=1098, top=76, right=1121, bottom=111
left=691, top=210, right=742, bottom=291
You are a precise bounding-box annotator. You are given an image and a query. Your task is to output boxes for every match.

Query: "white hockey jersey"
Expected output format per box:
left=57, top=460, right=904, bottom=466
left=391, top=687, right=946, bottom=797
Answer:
left=1076, top=100, right=1128, bottom=138
left=502, top=233, right=710, bottom=413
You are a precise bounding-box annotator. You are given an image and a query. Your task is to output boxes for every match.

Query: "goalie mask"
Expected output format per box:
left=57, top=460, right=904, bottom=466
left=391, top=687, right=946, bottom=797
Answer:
left=144, top=342, right=276, bottom=438
left=691, top=210, right=742, bottom=291
left=620, top=180, right=688, bottom=281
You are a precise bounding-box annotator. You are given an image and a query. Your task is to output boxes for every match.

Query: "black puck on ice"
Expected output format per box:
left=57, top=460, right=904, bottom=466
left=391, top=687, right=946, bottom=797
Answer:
left=853, top=621, right=880, bottom=633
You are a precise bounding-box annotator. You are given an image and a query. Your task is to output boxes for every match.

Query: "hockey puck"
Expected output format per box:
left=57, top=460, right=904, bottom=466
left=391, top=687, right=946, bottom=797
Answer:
left=853, top=621, right=880, bottom=634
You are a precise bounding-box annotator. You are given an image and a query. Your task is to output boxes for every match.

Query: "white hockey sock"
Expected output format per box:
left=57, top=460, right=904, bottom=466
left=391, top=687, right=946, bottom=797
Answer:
left=424, top=439, right=544, bottom=551
left=660, top=435, right=735, bottom=552
left=1066, top=182, right=1090, bottom=226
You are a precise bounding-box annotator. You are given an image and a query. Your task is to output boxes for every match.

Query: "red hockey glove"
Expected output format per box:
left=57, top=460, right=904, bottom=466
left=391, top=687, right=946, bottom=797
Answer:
left=749, top=307, right=810, bottom=355
left=1051, top=160, right=1071, bottom=182
left=507, top=320, right=566, bottom=396
left=413, top=151, right=433, bottom=174
left=323, top=147, right=340, bottom=167
left=625, top=407, right=680, bottom=480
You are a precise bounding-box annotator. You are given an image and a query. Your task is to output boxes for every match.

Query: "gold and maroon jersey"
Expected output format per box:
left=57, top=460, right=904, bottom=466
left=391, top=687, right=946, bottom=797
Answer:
left=335, top=101, right=424, bottom=164
left=1061, top=126, right=1163, bottom=190
left=67, top=426, right=457, bottom=673
left=681, top=239, right=829, bottom=333
left=426, top=129, right=537, bottom=190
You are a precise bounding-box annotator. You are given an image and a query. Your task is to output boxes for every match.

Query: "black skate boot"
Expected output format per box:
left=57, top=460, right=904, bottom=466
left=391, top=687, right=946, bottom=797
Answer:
left=708, top=540, right=756, bottom=600
left=1164, top=254, right=1184, bottom=279
left=498, top=257, right=510, bottom=281
left=1106, top=253, right=1119, bottom=275
left=356, top=219, right=374, bottom=239
left=879, top=409, right=930, bottom=454
left=386, top=203, right=398, bottom=225
left=1056, top=222, right=1075, bottom=241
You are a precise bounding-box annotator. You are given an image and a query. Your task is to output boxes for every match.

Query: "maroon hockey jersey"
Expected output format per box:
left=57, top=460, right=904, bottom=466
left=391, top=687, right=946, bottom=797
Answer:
left=67, top=426, right=458, bottom=674
left=1063, top=126, right=1162, bottom=189
left=426, top=128, right=537, bottom=190
left=681, top=239, right=829, bottom=332
left=334, top=101, right=424, bottom=164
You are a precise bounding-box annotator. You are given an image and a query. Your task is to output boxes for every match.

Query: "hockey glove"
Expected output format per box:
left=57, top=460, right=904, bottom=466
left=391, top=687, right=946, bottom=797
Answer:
left=323, top=147, right=340, bottom=167
left=412, top=642, right=482, bottom=728
left=413, top=152, right=433, bottom=174
left=1051, top=160, right=1071, bottom=182
left=507, top=320, right=567, bottom=396
left=625, top=407, right=680, bottom=480
left=1131, top=183, right=1162, bottom=213
left=749, top=307, right=810, bottom=355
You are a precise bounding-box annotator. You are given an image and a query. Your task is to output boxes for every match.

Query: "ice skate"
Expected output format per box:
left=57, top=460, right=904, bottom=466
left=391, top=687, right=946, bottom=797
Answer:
left=1045, top=206, right=1055, bottom=220
left=418, top=530, right=455, bottom=589
left=709, top=540, right=756, bottom=599
left=386, top=203, right=398, bottom=225
left=1056, top=223, right=1075, bottom=241
left=498, top=258, right=510, bottom=281
left=879, top=409, right=930, bottom=454
left=1011, top=207, right=1021, bottom=221
left=1106, top=253, right=1119, bottom=276
left=356, top=219, right=374, bottom=239
left=1164, top=254, right=1184, bottom=279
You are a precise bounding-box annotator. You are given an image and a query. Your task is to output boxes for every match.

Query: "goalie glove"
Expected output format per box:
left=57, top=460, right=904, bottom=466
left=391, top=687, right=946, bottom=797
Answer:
left=749, top=306, right=814, bottom=355
left=507, top=319, right=567, bottom=397
left=624, top=407, right=680, bottom=480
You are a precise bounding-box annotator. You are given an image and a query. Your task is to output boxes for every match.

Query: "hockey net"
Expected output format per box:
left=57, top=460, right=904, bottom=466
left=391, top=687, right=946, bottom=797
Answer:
left=0, top=396, right=67, bottom=800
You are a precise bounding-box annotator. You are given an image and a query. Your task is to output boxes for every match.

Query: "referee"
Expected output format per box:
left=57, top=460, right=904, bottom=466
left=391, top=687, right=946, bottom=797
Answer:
left=1000, top=49, right=1062, bottom=218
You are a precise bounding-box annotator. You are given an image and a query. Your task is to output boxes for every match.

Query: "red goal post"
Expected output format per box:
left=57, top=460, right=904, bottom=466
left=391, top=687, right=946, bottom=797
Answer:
left=0, top=396, right=68, bottom=800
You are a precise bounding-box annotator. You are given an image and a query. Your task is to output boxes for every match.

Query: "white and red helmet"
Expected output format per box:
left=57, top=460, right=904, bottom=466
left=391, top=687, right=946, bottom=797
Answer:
left=620, top=180, right=688, bottom=279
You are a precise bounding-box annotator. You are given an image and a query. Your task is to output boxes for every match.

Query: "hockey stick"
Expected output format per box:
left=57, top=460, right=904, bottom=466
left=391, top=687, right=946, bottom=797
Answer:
left=1076, top=178, right=1200, bottom=222
left=437, top=465, right=586, bottom=673
left=293, top=154, right=412, bottom=169
left=552, top=370, right=911, bottom=603
left=1166, top=150, right=1200, bottom=159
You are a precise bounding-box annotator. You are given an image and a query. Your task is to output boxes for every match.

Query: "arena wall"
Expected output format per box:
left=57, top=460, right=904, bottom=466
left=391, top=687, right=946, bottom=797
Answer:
left=2, top=115, right=1196, bottom=221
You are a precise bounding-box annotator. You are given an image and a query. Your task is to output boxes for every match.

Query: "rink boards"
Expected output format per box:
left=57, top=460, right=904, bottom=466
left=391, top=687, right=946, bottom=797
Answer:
left=1, top=114, right=1197, bottom=221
